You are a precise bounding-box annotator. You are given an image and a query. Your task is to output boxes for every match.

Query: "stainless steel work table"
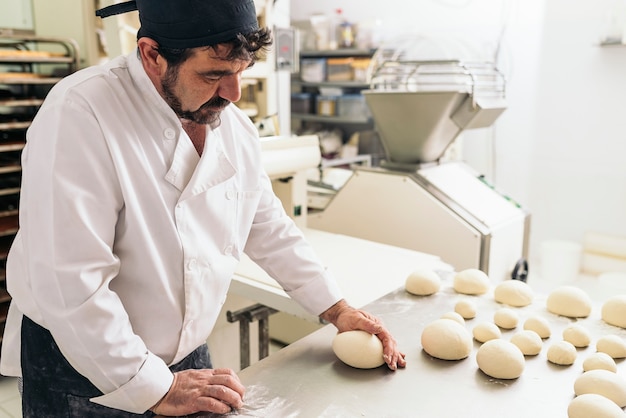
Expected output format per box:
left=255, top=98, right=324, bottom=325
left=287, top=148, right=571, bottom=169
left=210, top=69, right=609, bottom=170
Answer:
left=230, top=277, right=626, bottom=418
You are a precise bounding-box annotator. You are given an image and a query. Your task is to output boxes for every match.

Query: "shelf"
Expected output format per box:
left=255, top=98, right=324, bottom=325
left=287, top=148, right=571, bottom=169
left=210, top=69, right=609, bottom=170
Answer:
left=0, top=165, right=21, bottom=175
left=291, top=113, right=372, bottom=124
left=292, top=80, right=370, bottom=89
left=0, top=55, right=76, bottom=64
left=0, top=75, right=63, bottom=84
left=0, top=98, right=45, bottom=107
left=300, top=49, right=375, bottom=58
left=0, top=141, right=25, bottom=152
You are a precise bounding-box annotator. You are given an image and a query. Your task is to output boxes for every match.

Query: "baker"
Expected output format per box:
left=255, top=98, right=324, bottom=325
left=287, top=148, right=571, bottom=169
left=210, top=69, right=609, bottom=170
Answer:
left=0, top=0, right=406, bottom=416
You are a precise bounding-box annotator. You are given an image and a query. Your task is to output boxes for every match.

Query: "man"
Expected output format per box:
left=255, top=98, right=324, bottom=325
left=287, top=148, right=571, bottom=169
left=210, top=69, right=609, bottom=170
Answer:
left=0, top=0, right=406, bottom=416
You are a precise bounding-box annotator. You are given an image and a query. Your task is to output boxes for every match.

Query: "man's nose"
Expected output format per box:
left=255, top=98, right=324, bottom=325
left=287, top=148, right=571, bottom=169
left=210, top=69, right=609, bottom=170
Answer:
left=217, top=73, right=243, bottom=103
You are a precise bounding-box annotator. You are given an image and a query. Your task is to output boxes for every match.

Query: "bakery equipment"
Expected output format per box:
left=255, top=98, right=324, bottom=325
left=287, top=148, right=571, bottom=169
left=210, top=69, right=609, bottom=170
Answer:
left=308, top=37, right=530, bottom=282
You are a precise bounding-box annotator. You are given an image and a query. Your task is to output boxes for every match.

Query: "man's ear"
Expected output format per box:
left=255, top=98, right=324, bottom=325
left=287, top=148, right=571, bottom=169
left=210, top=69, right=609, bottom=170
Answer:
left=137, top=37, right=166, bottom=78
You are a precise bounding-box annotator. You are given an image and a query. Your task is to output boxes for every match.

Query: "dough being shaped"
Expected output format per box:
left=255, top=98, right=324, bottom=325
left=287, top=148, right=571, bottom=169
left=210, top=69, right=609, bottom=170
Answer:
left=332, top=330, right=384, bottom=369
left=547, top=340, right=577, bottom=365
left=596, top=335, right=626, bottom=359
left=476, top=339, right=525, bottom=379
left=602, top=295, right=626, bottom=329
left=510, top=330, right=542, bottom=356
left=441, top=311, right=465, bottom=325
left=523, top=316, right=552, bottom=339
left=405, top=269, right=441, bottom=296
left=568, top=393, right=626, bottom=418
left=454, top=299, right=477, bottom=319
left=473, top=322, right=502, bottom=343
left=546, top=286, right=592, bottom=318
left=583, top=352, right=617, bottom=373
left=563, top=324, right=591, bottom=348
left=453, top=269, right=490, bottom=295
left=421, top=319, right=472, bottom=360
left=494, top=307, right=519, bottom=329
left=574, top=369, right=626, bottom=408
left=494, top=280, right=534, bottom=307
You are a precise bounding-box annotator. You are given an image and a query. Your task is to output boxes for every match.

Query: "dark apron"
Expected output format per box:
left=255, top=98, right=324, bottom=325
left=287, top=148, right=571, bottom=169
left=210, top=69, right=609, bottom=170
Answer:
left=20, top=315, right=212, bottom=417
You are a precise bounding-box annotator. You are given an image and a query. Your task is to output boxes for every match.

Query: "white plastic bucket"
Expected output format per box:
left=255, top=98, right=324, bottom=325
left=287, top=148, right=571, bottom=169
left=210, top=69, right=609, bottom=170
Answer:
left=540, top=240, right=582, bottom=284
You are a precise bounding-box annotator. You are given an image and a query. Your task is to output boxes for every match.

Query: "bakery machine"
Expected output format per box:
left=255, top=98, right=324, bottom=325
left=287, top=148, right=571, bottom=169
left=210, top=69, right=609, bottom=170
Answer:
left=308, top=40, right=530, bottom=282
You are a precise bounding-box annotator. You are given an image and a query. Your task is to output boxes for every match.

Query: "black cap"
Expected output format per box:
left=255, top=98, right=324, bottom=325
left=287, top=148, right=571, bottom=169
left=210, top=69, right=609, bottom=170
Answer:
left=96, top=0, right=259, bottom=49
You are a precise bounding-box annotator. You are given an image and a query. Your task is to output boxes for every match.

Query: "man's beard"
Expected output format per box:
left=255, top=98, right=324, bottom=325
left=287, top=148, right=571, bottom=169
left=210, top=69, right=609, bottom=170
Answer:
left=161, top=67, right=231, bottom=125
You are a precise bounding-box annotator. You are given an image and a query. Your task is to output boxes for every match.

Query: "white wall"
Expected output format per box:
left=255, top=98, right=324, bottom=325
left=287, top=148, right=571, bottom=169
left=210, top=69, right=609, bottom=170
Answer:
left=292, top=0, right=626, bottom=267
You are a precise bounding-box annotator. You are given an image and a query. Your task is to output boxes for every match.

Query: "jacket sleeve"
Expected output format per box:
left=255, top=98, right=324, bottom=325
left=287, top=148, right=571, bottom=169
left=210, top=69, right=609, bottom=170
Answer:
left=243, top=170, right=343, bottom=316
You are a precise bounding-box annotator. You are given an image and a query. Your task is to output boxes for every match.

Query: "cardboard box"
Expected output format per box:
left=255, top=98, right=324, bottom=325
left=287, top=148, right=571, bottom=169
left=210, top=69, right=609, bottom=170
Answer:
left=326, top=58, right=353, bottom=81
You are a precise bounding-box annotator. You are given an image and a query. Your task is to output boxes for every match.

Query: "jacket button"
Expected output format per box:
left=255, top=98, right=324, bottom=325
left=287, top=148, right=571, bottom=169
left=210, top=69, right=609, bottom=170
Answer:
left=164, top=128, right=176, bottom=140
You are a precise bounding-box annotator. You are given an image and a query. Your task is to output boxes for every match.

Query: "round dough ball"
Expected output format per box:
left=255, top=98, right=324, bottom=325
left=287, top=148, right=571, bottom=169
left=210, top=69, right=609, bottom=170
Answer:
left=405, top=269, right=441, bottom=296
left=547, top=340, right=577, bottom=365
left=494, top=280, right=534, bottom=307
left=453, top=269, right=490, bottom=295
left=421, top=319, right=472, bottom=360
left=568, top=393, right=626, bottom=418
left=583, top=352, right=618, bottom=373
left=476, top=339, right=525, bottom=379
left=454, top=299, right=477, bottom=320
left=510, top=330, right=542, bottom=356
left=332, top=330, right=384, bottom=369
left=523, top=316, right=552, bottom=339
left=546, top=286, right=592, bottom=318
left=494, top=307, right=519, bottom=329
left=574, top=369, right=626, bottom=407
left=441, top=311, right=465, bottom=325
left=602, top=295, right=626, bottom=329
left=563, top=324, right=591, bottom=348
left=473, top=321, right=502, bottom=343
left=596, top=335, right=626, bottom=359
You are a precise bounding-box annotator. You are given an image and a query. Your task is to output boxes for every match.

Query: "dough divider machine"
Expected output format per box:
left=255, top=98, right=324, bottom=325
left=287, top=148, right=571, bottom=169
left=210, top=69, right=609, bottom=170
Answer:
left=308, top=38, right=530, bottom=282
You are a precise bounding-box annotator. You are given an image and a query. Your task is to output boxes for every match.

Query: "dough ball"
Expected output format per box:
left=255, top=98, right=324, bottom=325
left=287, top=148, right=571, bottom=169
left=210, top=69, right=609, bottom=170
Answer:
left=421, top=319, right=472, bottom=360
left=547, top=340, right=577, bottom=365
left=596, top=335, right=626, bottom=359
left=583, top=352, right=618, bottom=373
left=602, top=295, right=626, bottom=329
left=473, top=321, right=502, bottom=343
left=494, top=280, right=534, bottom=307
left=476, top=339, right=525, bottom=379
left=405, top=269, right=441, bottom=296
left=568, top=393, right=626, bottom=418
left=453, top=269, right=490, bottom=295
left=494, top=307, right=519, bottom=329
left=454, top=299, right=477, bottom=319
left=523, top=316, right=552, bottom=339
left=546, top=286, right=592, bottom=318
left=510, top=330, right=542, bottom=356
left=332, top=330, right=384, bottom=369
left=441, top=311, right=465, bottom=325
left=574, top=369, right=626, bottom=408
left=563, top=324, right=591, bottom=348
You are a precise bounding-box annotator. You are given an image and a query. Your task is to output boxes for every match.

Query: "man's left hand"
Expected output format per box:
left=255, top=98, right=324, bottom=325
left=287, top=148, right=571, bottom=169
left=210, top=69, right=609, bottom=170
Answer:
left=320, top=299, right=407, bottom=370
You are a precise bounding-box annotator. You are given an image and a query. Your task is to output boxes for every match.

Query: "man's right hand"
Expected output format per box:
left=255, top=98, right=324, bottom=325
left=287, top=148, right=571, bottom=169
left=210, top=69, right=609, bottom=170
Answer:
left=151, top=368, right=245, bottom=416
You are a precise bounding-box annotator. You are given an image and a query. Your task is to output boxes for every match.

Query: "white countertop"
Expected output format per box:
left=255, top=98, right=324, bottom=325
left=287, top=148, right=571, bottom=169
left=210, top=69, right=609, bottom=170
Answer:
left=230, top=227, right=453, bottom=321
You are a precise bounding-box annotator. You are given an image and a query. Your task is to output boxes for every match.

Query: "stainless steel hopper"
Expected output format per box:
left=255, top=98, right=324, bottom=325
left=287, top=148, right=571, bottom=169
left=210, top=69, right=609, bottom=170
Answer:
left=363, top=60, right=507, bottom=167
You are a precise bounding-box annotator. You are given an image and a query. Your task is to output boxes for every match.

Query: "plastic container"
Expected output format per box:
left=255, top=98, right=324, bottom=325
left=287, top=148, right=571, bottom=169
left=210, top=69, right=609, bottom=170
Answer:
left=291, top=93, right=313, bottom=114
left=316, top=95, right=338, bottom=116
left=337, top=94, right=371, bottom=119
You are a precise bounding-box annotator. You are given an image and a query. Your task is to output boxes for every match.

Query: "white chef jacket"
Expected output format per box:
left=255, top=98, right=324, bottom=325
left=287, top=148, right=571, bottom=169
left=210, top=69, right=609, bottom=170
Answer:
left=0, top=50, right=343, bottom=413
